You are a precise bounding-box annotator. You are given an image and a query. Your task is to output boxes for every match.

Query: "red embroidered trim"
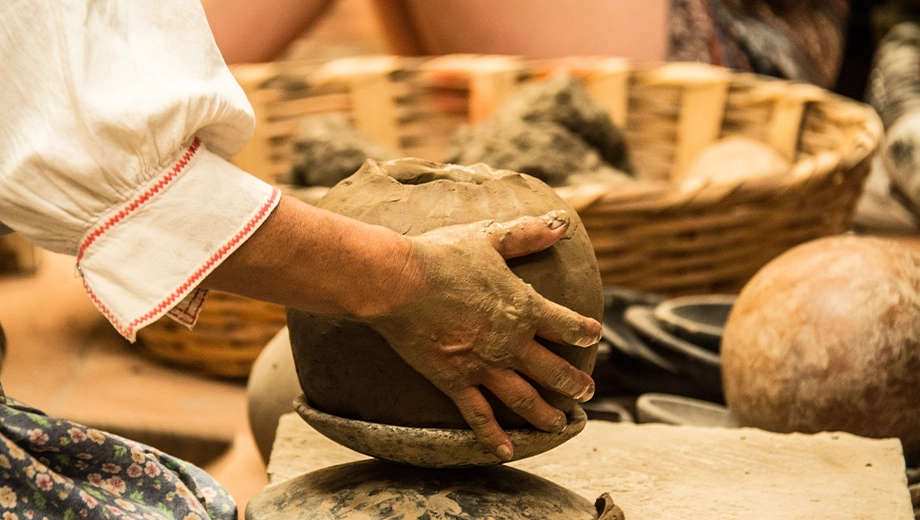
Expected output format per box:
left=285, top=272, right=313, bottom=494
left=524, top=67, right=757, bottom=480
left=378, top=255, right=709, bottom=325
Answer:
left=81, top=184, right=281, bottom=340
left=167, top=286, right=208, bottom=325
left=76, top=137, right=202, bottom=263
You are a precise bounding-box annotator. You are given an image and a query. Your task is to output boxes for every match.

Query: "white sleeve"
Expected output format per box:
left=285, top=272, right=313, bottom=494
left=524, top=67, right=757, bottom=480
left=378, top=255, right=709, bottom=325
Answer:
left=0, top=0, right=280, bottom=341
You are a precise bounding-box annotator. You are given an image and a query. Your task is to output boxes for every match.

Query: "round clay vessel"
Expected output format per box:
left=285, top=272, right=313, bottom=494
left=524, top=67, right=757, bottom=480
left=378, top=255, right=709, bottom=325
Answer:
left=245, top=459, right=601, bottom=520
left=287, top=158, right=603, bottom=433
left=721, top=235, right=920, bottom=465
left=246, top=327, right=301, bottom=463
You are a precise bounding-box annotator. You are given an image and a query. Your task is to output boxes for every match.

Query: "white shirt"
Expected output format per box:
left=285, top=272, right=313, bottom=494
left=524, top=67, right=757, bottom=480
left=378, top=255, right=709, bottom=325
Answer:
left=0, top=0, right=280, bottom=341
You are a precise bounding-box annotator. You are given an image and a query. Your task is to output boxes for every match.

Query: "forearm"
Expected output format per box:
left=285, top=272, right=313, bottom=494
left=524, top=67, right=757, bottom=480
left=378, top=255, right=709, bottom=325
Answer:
left=202, top=0, right=335, bottom=64
left=201, top=195, right=422, bottom=318
left=206, top=191, right=601, bottom=459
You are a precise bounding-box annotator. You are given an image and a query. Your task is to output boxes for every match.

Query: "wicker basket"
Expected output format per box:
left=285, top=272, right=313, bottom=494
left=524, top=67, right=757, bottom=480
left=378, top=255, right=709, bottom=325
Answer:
left=142, top=54, right=881, bottom=377
left=137, top=291, right=287, bottom=378
left=230, top=55, right=882, bottom=296
left=0, top=233, right=39, bottom=276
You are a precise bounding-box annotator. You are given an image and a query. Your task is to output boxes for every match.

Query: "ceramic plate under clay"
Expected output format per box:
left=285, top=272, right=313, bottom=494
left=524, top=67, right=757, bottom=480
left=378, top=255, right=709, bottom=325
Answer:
left=294, top=395, right=587, bottom=468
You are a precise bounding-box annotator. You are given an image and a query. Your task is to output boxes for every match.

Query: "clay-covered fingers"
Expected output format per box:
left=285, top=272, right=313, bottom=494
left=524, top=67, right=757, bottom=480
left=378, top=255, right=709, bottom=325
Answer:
left=481, top=368, right=568, bottom=433
left=535, top=295, right=602, bottom=349
left=449, top=386, right=514, bottom=462
left=484, top=210, right=571, bottom=260
left=514, top=338, right=596, bottom=403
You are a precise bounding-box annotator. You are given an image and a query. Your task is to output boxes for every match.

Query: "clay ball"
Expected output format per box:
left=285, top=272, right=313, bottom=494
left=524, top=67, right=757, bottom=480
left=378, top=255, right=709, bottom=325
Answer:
left=682, top=137, right=789, bottom=184
left=288, top=158, right=603, bottom=431
left=721, top=235, right=920, bottom=465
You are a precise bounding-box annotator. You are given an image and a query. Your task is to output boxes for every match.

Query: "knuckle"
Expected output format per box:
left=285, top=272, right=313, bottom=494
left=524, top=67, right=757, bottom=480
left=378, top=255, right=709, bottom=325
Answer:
left=507, top=393, right=540, bottom=414
left=545, top=366, right=579, bottom=394
left=463, top=409, right=494, bottom=429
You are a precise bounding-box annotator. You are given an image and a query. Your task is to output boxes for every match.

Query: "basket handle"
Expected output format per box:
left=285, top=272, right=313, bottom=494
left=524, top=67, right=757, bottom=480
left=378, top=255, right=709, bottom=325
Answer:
left=581, top=58, right=631, bottom=129
left=646, top=62, right=731, bottom=181
left=465, top=56, right=524, bottom=123
left=318, top=56, right=404, bottom=150
left=767, top=83, right=825, bottom=162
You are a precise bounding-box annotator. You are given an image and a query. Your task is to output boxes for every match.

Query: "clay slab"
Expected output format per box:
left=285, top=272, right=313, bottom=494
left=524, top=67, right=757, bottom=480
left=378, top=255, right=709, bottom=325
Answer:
left=267, top=413, right=913, bottom=519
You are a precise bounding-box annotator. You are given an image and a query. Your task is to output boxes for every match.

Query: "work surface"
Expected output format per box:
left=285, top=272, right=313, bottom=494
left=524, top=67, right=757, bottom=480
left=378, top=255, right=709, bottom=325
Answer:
left=266, top=413, right=912, bottom=519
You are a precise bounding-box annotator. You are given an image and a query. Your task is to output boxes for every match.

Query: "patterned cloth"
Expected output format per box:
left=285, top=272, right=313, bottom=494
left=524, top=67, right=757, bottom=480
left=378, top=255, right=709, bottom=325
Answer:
left=668, top=0, right=850, bottom=88
left=0, top=383, right=236, bottom=520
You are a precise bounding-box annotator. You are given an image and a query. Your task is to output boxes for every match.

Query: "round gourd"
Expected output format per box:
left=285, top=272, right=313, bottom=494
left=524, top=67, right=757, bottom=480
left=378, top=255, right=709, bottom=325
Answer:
left=722, top=235, right=920, bottom=464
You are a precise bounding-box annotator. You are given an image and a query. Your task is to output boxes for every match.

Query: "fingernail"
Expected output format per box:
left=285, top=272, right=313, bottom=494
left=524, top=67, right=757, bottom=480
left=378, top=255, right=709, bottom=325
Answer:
left=573, top=324, right=603, bottom=347
left=541, top=210, right=569, bottom=230
left=495, top=443, right=514, bottom=462
left=550, top=414, right=567, bottom=433
left=574, top=382, right=595, bottom=402
left=573, top=334, right=600, bottom=347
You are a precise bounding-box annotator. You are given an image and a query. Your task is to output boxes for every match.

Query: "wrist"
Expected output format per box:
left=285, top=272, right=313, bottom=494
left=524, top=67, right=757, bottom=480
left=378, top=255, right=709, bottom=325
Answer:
left=345, top=230, right=425, bottom=321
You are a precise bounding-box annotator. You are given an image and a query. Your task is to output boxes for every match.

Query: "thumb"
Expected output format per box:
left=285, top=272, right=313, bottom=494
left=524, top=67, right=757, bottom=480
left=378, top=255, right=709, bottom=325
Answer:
left=485, top=210, right=571, bottom=260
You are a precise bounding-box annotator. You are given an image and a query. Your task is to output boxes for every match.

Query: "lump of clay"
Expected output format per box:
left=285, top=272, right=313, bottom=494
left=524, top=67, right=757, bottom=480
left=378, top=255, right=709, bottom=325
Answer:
left=447, top=120, right=631, bottom=187
left=287, top=158, right=603, bottom=432
left=287, top=113, right=400, bottom=187
left=494, top=74, right=633, bottom=171
left=445, top=75, right=634, bottom=187
left=721, top=235, right=920, bottom=466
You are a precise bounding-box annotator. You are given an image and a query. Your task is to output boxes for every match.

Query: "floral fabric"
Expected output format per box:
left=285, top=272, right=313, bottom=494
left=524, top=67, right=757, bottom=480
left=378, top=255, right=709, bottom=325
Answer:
left=0, top=383, right=236, bottom=520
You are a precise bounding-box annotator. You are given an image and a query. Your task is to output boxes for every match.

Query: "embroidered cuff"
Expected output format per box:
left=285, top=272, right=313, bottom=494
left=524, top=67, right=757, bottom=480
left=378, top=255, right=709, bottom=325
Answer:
left=76, top=137, right=280, bottom=341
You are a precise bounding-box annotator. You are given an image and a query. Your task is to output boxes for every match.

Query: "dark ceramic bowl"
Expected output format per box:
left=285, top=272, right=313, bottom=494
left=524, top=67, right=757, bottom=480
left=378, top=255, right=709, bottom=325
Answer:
left=593, top=288, right=724, bottom=401
left=579, top=396, right=634, bottom=423
left=624, top=305, right=723, bottom=401
left=635, top=393, right=737, bottom=427
left=653, top=294, right=737, bottom=351
left=599, top=287, right=668, bottom=368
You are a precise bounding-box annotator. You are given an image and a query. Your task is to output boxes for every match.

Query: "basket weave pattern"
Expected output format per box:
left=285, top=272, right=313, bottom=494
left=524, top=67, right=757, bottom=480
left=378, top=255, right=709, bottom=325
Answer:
left=231, top=55, right=881, bottom=296
left=140, top=55, right=881, bottom=377
left=138, top=291, right=286, bottom=378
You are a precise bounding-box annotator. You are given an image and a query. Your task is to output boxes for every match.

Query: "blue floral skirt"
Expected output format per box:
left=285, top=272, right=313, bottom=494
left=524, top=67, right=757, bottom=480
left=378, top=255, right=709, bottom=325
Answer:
left=0, top=382, right=237, bottom=520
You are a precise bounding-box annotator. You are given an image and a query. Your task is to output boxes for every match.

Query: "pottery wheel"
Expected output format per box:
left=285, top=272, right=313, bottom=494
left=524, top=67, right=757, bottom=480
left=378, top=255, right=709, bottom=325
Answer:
left=294, top=395, right=588, bottom=468
left=245, top=459, right=613, bottom=520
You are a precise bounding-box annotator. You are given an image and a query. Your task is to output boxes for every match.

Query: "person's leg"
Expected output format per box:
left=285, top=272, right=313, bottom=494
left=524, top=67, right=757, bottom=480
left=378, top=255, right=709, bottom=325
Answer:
left=0, top=382, right=237, bottom=520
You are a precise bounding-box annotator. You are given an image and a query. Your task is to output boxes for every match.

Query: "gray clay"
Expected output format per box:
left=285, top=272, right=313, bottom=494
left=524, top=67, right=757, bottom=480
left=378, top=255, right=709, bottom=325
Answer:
left=244, top=459, right=601, bottom=520
left=446, top=119, right=632, bottom=187
left=294, top=396, right=588, bottom=468
left=287, top=113, right=400, bottom=187
left=287, top=158, right=603, bottom=433
left=445, top=74, right=633, bottom=186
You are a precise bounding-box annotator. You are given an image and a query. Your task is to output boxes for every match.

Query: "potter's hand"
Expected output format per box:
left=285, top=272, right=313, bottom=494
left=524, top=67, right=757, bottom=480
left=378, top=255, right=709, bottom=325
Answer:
left=365, top=210, right=601, bottom=461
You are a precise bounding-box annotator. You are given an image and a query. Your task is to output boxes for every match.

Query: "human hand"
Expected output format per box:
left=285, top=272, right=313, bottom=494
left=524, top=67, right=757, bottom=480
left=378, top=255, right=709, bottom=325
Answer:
left=365, top=210, right=602, bottom=461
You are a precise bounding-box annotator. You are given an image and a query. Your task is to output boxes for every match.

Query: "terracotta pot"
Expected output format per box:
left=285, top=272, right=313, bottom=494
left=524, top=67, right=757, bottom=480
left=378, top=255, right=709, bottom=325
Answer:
left=722, top=235, right=920, bottom=465
left=287, top=158, right=603, bottom=430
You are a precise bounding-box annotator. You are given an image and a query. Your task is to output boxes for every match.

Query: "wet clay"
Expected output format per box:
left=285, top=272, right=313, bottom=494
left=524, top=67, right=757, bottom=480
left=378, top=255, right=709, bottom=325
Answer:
left=287, top=113, right=399, bottom=187
left=722, top=235, right=920, bottom=465
left=245, top=459, right=601, bottom=520
left=294, top=396, right=588, bottom=468
left=287, top=158, right=603, bottom=430
left=445, top=75, right=633, bottom=187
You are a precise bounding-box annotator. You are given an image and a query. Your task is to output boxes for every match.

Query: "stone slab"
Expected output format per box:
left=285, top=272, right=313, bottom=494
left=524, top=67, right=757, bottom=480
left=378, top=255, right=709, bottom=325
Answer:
left=267, top=413, right=913, bottom=519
